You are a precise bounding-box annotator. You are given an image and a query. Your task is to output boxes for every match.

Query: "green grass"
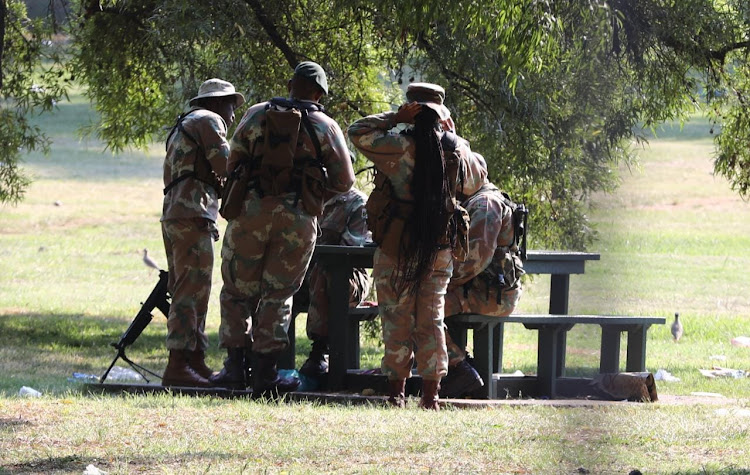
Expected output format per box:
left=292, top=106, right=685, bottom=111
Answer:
left=1, top=91, right=749, bottom=473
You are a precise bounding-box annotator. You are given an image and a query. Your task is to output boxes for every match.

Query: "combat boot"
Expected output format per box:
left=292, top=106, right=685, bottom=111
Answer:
left=187, top=350, right=217, bottom=380
left=299, top=338, right=329, bottom=378
left=252, top=351, right=300, bottom=397
left=439, top=359, right=484, bottom=398
left=209, top=348, right=247, bottom=390
left=386, top=378, right=406, bottom=408
left=419, top=379, right=441, bottom=410
left=162, top=350, right=212, bottom=388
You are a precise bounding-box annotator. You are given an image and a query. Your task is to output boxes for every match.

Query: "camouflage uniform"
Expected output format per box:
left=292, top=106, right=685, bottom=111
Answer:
left=306, top=188, right=372, bottom=340
left=444, top=182, right=524, bottom=366
left=161, top=107, right=228, bottom=351
left=219, top=99, right=354, bottom=354
left=347, top=111, right=485, bottom=381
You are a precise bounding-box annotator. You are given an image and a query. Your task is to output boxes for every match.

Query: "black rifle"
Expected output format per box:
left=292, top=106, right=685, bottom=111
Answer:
left=100, top=270, right=171, bottom=383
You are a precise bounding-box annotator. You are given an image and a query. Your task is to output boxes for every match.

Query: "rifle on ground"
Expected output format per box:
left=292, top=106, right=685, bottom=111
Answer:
left=100, top=270, right=170, bottom=383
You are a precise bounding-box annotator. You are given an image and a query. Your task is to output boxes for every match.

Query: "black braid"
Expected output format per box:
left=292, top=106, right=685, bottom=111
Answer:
left=395, top=108, right=451, bottom=296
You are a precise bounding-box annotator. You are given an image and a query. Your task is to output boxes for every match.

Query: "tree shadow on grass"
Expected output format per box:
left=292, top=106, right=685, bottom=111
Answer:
left=0, top=312, right=223, bottom=395
left=1, top=451, right=241, bottom=474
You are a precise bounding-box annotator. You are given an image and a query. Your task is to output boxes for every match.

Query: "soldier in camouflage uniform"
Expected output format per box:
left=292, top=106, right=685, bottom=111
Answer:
left=348, top=83, right=486, bottom=409
left=440, top=157, right=525, bottom=398
left=160, top=78, right=245, bottom=387
left=299, top=186, right=372, bottom=377
left=213, top=61, right=354, bottom=394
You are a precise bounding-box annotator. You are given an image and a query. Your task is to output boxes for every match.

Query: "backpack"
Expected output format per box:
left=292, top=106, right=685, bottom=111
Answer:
left=163, top=110, right=223, bottom=196
left=466, top=187, right=528, bottom=302
left=219, top=97, right=327, bottom=219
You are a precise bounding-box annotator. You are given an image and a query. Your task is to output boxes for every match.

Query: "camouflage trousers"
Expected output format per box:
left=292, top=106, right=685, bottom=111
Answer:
left=444, top=278, right=522, bottom=366
left=161, top=218, right=218, bottom=351
left=219, top=192, right=317, bottom=353
left=306, top=264, right=370, bottom=340
left=374, top=247, right=453, bottom=381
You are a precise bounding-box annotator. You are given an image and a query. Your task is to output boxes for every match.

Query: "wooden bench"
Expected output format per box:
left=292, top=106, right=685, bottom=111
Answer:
left=446, top=313, right=666, bottom=399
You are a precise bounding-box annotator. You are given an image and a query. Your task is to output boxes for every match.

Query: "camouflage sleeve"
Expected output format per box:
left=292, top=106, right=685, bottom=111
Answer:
left=347, top=112, right=411, bottom=172
left=195, top=113, right=229, bottom=177
left=451, top=192, right=507, bottom=285
left=457, top=142, right=488, bottom=197
left=227, top=103, right=266, bottom=173
left=322, top=120, right=355, bottom=193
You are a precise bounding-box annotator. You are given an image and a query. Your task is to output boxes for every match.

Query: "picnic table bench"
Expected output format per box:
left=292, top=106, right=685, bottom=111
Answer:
left=286, top=245, right=665, bottom=399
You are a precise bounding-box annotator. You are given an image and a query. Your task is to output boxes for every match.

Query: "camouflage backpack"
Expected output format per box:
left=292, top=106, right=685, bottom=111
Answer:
left=220, top=97, right=327, bottom=219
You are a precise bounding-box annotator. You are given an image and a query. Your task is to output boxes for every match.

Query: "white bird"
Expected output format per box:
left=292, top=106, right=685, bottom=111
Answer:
left=142, top=248, right=162, bottom=271
left=671, top=312, right=683, bottom=342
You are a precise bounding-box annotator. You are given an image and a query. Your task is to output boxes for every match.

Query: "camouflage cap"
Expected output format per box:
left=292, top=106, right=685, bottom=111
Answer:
left=406, top=82, right=451, bottom=120
left=294, top=61, right=329, bottom=95
left=189, top=78, right=245, bottom=107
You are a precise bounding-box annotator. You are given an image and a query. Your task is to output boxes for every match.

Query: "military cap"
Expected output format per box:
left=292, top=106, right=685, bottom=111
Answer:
left=406, top=82, right=451, bottom=120
left=189, top=78, right=245, bottom=107
left=294, top=61, right=329, bottom=95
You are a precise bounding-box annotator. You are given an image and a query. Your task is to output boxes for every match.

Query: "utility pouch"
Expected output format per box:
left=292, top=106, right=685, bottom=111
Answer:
left=452, top=202, right=470, bottom=262
left=300, top=163, right=327, bottom=216
left=219, top=162, right=251, bottom=220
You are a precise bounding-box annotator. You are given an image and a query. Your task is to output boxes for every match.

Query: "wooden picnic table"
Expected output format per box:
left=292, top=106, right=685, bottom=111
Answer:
left=313, top=245, right=602, bottom=393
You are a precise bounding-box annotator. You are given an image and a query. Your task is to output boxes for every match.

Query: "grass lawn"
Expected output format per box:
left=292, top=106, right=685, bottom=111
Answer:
left=1, top=93, right=749, bottom=474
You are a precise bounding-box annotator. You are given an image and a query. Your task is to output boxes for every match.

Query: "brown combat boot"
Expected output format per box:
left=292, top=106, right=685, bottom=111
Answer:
left=187, top=350, right=217, bottom=380
left=386, top=379, right=406, bottom=408
left=162, top=350, right=212, bottom=388
left=419, top=379, right=441, bottom=410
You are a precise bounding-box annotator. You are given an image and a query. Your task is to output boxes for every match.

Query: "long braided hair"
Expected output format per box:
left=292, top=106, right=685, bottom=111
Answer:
left=396, top=107, right=453, bottom=295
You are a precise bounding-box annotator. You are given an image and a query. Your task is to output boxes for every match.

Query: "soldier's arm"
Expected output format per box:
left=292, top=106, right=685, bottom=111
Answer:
left=322, top=121, right=355, bottom=193
left=197, top=114, right=230, bottom=177
left=347, top=112, right=410, bottom=171
left=341, top=194, right=370, bottom=246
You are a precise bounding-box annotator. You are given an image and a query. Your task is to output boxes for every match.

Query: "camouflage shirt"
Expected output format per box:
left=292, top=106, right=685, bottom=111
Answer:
left=318, top=188, right=371, bottom=246
left=450, top=182, right=516, bottom=287
left=227, top=99, right=354, bottom=194
left=346, top=111, right=486, bottom=200
left=161, top=107, right=229, bottom=222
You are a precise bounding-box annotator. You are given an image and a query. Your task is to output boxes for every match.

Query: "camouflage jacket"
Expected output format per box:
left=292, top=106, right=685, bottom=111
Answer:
left=318, top=188, right=371, bottom=246
left=227, top=99, right=354, bottom=196
left=161, top=107, right=229, bottom=222
left=346, top=111, right=486, bottom=201
left=449, top=182, right=516, bottom=288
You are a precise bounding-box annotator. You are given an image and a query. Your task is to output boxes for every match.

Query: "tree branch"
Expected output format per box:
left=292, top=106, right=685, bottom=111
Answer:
left=0, top=0, right=5, bottom=90
left=244, top=0, right=299, bottom=69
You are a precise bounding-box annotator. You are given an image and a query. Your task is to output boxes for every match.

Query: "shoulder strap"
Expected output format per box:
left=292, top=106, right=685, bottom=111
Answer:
left=163, top=110, right=210, bottom=195
left=300, top=110, right=323, bottom=161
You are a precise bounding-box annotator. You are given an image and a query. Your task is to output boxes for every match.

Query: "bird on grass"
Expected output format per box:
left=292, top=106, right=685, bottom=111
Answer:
left=142, top=248, right=162, bottom=272
left=671, top=312, right=683, bottom=342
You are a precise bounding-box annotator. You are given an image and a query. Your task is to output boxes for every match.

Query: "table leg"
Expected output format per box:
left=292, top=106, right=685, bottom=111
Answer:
left=600, top=327, right=621, bottom=373
left=326, top=259, right=353, bottom=391
left=625, top=325, right=649, bottom=372
left=549, top=274, right=570, bottom=376
left=473, top=322, right=498, bottom=399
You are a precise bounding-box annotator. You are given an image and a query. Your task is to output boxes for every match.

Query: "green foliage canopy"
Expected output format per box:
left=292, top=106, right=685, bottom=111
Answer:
left=6, top=0, right=750, bottom=248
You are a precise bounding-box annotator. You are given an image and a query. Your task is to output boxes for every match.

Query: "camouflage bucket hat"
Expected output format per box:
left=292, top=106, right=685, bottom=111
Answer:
left=406, top=82, right=451, bottom=120
left=189, top=78, right=245, bottom=107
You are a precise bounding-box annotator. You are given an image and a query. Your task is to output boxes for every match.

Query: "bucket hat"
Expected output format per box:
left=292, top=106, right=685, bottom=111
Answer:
left=189, top=78, right=245, bottom=107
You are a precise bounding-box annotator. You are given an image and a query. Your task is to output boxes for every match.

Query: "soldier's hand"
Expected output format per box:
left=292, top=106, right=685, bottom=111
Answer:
left=394, top=102, right=421, bottom=125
